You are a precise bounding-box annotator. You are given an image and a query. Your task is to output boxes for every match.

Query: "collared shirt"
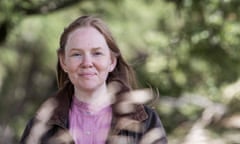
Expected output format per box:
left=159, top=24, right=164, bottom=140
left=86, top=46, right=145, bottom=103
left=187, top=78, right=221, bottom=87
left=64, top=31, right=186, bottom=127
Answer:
left=69, top=96, right=112, bottom=144
left=20, top=88, right=167, bottom=144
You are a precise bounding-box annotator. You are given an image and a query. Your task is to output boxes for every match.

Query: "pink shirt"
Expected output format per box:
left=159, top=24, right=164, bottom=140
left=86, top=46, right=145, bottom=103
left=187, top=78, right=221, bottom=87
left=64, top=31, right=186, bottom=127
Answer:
left=69, top=96, right=112, bottom=144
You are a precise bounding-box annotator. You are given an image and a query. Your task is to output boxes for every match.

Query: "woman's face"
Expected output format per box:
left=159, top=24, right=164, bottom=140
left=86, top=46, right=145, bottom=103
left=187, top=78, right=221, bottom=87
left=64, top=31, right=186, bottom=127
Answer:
left=60, top=26, right=116, bottom=92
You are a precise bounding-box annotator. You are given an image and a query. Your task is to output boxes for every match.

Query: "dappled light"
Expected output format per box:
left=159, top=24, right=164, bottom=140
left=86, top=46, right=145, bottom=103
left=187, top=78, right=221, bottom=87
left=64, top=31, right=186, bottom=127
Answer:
left=1, top=0, right=240, bottom=143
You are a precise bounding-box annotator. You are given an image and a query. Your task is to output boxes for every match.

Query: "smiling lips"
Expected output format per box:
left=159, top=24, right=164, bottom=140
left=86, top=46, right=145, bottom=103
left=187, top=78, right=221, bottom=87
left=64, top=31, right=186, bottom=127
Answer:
left=79, top=73, right=96, bottom=79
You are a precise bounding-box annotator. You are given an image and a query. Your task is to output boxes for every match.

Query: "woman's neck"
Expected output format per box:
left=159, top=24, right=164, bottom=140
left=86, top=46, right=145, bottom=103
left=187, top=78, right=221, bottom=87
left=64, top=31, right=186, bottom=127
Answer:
left=74, top=84, right=112, bottom=112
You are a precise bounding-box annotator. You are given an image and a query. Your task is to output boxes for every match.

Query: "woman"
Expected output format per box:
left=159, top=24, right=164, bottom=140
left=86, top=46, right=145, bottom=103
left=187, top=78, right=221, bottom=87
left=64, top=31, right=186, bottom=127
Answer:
left=20, top=15, right=167, bottom=144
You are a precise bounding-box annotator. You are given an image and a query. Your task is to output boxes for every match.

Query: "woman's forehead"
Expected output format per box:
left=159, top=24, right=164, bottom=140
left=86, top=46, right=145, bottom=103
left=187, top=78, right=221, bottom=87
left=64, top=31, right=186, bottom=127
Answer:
left=66, top=27, right=109, bottom=50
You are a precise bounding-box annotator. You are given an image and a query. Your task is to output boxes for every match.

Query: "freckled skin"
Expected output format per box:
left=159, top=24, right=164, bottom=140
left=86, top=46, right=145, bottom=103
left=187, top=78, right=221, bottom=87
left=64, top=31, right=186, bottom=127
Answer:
left=60, top=27, right=116, bottom=93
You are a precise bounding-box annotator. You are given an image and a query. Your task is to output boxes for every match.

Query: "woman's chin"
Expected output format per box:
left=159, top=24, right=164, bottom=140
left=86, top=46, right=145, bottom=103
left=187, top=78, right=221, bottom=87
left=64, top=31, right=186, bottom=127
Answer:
left=77, top=83, right=104, bottom=92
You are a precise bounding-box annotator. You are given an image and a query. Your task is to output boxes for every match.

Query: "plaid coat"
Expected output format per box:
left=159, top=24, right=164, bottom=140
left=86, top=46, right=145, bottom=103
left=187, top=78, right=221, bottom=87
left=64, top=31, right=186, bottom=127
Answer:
left=20, top=89, right=167, bottom=144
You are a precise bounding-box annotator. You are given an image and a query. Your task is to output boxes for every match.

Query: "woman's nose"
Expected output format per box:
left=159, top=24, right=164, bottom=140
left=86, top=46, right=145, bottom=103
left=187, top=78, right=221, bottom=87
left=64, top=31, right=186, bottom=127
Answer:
left=81, top=55, right=93, bottom=68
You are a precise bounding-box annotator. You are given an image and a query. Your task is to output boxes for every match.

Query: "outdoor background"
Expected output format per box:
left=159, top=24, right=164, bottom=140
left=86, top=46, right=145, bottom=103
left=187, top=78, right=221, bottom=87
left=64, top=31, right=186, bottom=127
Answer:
left=0, top=0, right=240, bottom=143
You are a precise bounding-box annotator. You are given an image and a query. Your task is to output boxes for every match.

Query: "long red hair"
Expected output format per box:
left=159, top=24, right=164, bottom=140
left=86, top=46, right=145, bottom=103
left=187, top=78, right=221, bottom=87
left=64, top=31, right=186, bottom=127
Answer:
left=56, top=15, right=137, bottom=95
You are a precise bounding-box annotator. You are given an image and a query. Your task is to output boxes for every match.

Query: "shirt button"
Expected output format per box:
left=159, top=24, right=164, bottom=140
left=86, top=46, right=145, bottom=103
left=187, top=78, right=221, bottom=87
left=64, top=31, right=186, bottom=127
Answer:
left=86, top=131, right=91, bottom=135
left=86, top=111, right=92, bottom=115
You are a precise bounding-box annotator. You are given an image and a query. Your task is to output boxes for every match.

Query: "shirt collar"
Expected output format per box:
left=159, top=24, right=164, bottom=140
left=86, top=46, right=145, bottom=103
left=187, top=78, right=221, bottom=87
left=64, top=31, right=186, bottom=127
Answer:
left=44, top=89, right=148, bottom=128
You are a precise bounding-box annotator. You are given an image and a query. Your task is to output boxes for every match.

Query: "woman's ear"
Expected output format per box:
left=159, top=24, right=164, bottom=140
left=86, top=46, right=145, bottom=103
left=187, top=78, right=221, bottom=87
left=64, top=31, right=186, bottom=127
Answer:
left=59, top=53, right=68, bottom=73
left=109, top=56, right=117, bottom=72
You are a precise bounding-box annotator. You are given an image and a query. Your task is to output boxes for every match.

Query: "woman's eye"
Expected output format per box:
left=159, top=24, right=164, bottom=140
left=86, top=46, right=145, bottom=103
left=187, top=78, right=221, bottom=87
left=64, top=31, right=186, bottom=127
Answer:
left=71, top=53, right=82, bottom=57
left=93, top=52, right=103, bottom=56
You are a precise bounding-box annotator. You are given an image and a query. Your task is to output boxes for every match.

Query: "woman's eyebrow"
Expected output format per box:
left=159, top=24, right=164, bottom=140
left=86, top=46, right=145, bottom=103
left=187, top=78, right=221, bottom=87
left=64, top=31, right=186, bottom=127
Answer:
left=69, top=47, right=103, bottom=51
left=69, top=48, right=82, bottom=51
left=92, top=47, right=103, bottom=51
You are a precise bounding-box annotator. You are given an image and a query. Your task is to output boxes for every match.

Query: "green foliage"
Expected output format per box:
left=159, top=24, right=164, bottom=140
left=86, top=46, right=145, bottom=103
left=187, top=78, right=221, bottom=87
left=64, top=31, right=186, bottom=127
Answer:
left=1, top=0, right=240, bottom=143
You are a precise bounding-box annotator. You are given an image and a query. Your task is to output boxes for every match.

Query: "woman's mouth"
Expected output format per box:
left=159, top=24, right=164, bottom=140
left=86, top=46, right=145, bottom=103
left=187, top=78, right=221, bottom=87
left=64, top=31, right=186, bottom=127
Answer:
left=79, top=73, right=96, bottom=79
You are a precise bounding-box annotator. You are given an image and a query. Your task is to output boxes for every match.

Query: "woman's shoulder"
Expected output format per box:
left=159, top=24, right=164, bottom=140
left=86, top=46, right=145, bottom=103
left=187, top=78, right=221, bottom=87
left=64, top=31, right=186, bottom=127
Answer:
left=36, top=90, right=71, bottom=121
left=143, top=105, right=156, bottom=113
left=142, top=105, right=161, bottom=119
left=131, top=105, right=160, bottom=122
left=35, top=96, right=58, bottom=121
left=140, top=105, right=168, bottom=143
